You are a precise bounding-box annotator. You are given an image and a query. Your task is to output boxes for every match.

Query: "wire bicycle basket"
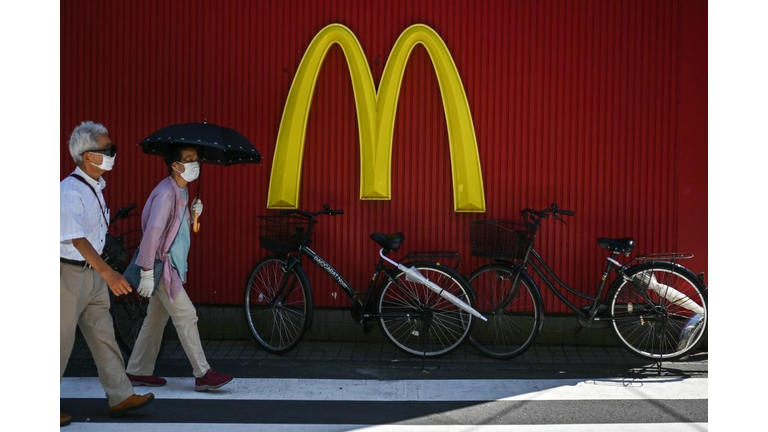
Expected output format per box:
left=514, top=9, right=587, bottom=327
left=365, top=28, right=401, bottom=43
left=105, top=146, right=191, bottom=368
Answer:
left=258, top=214, right=311, bottom=253
left=470, top=220, right=532, bottom=260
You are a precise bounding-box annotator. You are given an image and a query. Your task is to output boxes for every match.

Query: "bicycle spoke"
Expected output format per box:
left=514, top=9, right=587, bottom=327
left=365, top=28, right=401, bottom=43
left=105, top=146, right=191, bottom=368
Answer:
left=245, top=258, right=310, bottom=353
left=467, top=265, right=540, bottom=359
left=610, top=266, right=706, bottom=360
left=379, top=265, right=473, bottom=357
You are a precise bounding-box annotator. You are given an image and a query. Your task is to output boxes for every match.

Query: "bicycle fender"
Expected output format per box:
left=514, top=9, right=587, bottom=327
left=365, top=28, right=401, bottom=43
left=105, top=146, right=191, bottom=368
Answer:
left=610, top=260, right=708, bottom=295
left=493, top=260, right=545, bottom=312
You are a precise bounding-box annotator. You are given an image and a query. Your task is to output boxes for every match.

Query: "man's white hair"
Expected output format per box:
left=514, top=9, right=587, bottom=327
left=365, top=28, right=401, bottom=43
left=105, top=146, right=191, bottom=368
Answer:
left=68, top=121, right=108, bottom=165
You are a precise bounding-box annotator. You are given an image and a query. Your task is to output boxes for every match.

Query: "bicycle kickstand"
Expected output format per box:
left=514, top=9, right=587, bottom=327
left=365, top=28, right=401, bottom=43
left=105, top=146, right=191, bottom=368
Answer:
left=419, top=320, right=429, bottom=374
left=655, top=352, right=668, bottom=376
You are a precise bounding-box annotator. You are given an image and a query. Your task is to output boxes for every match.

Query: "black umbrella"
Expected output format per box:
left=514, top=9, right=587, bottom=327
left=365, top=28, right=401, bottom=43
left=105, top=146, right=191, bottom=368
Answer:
left=139, top=122, right=262, bottom=232
left=139, top=122, right=262, bottom=165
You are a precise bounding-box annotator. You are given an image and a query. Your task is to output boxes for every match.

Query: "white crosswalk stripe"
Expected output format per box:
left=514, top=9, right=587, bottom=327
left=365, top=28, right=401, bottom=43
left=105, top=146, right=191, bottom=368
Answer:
left=60, top=377, right=708, bottom=430
left=61, top=377, right=707, bottom=401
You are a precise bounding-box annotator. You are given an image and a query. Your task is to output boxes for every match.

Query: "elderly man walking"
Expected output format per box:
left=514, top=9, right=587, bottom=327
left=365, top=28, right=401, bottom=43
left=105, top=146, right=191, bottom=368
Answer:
left=60, top=121, right=154, bottom=426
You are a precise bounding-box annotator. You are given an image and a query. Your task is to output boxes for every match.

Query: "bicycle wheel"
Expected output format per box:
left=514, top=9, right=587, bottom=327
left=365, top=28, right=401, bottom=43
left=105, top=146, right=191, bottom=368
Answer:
left=377, top=262, right=475, bottom=357
left=607, top=261, right=708, bottom=361
left=110, top=291, right=170, bottom=356
left=467, top=264, right=542, bottom=359
left=244, top=256, right=313, bottom=354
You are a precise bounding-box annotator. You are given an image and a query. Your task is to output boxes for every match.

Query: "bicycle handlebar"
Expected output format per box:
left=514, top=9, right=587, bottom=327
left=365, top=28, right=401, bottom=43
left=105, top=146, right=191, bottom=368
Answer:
left=110, top=203, right=138, bottom=224
left=280, top=205, right=344, bottom=219
left=522, top=203, right=575, bottom=226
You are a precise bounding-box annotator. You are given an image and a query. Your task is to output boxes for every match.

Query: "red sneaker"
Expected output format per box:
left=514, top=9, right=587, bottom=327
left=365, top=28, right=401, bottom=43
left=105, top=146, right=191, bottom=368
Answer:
left=127, top=373, right=167, bottom=387
left=195, top=369, right=233, bottom=392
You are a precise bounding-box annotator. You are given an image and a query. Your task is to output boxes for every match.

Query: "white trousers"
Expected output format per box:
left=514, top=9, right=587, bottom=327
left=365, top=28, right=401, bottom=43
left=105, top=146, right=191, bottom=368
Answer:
left=126, top=281, right=211, bottom=378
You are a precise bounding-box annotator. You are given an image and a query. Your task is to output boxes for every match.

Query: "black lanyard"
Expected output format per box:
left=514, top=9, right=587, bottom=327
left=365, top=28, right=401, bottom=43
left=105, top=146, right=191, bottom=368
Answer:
left=69, top=174, right=109, bottom=228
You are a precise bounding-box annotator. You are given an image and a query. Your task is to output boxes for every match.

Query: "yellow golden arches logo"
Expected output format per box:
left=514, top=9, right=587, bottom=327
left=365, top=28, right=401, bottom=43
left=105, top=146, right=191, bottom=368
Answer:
left=267, top=23, right=486, bottom=212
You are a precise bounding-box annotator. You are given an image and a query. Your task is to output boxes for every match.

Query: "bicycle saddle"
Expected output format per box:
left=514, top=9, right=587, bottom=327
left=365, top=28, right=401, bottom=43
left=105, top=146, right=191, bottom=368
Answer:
left=370, top=232, right=405, bottom=251
left=597, top=237, right=635, bottom=254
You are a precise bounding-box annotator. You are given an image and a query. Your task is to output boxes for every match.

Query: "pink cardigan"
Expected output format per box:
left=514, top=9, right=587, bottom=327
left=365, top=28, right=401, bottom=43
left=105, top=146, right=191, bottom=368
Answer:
left=136, top=177, right=191, bottom=302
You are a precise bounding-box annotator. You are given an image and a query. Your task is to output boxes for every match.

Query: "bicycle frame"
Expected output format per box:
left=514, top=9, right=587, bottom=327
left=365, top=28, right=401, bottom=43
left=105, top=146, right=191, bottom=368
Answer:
left=302, top=246, right=359, bottom=298
left=497, top=219, right=655, bottom=322
left=275, top=244, right=411, bottom=322
left=509, top=249, right=610, bottom=320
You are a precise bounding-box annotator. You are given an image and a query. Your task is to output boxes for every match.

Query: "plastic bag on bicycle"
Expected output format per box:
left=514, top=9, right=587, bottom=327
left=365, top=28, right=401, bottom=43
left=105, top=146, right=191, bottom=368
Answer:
left=631, top=272, right=705, bottom=315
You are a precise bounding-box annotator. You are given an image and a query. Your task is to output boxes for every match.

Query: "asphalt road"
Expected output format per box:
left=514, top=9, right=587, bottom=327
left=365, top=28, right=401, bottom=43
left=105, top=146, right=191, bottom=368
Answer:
left=62, top=347, right=708, bottom=430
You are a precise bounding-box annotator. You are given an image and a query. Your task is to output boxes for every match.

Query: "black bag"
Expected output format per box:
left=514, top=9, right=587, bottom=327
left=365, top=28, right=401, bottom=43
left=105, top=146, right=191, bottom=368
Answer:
left=101, top=233, right=128, bottom=272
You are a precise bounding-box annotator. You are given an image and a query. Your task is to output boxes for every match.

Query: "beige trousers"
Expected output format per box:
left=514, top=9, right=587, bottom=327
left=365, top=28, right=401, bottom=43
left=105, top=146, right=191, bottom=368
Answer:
left=126, top=281, right=210, bottom=378
left=60, top=263, right=134, bottom=407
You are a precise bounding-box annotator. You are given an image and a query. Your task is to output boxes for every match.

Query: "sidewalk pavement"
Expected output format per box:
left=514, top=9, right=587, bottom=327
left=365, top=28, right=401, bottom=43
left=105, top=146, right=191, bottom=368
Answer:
left=65, top=337, right=708, bottom=379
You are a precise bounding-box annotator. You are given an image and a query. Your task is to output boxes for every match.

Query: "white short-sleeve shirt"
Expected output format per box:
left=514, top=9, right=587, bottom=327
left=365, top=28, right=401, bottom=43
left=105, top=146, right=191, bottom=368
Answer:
left=60, top=166, right=110, bottom=260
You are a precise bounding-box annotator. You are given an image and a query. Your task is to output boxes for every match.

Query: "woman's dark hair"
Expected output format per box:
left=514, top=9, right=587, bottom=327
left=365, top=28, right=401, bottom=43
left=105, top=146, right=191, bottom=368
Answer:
left=164, top=144, right=199, bottom=176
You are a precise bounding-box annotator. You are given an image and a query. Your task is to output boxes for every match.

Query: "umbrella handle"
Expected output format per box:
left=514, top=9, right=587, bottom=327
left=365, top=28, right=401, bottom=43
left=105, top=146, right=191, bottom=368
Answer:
left=193, top=212, right=201, bottom=233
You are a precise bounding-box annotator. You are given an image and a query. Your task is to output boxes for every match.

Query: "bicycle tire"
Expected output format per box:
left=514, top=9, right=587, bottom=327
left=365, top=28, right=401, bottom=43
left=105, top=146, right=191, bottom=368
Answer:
left=376, top=261, right=475, bottom=357
left=607, top=261, right=708, bottom=361
left=244, top=256, right=313, bottom=354
left=467, top=264, right=543, bottom=359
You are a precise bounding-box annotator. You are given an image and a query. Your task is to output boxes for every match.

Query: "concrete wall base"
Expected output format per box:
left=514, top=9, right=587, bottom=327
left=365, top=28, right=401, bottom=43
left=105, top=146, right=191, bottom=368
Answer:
left=194, top=306, right=642, bottom=347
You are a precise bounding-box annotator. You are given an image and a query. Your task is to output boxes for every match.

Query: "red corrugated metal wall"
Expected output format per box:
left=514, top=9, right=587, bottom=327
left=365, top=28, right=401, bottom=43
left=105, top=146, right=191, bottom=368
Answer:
left=61, top=0, right=708, bottom=312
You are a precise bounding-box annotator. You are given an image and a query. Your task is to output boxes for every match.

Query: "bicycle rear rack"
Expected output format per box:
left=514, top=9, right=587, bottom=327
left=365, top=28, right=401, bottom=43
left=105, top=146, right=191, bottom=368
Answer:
left=631, top=252, right=706, bottom=290
left=402, top=251, right=462, bottom=270
left=635, top=252, right=693, bottom=261
left=631, top=252, right=693, bottom=262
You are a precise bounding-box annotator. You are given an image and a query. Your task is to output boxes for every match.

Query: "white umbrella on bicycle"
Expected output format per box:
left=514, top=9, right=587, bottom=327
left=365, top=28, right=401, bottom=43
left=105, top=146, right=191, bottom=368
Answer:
left=379, top=250, right=488, bottom=322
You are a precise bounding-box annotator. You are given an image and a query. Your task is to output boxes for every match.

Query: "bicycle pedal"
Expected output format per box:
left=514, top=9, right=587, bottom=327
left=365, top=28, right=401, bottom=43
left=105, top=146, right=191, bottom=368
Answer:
left=580, top=303, right=606, bottom=320
left=351, top=297, right=364, bottom=322
left=576, top=313, right=610, bottom=329
left=363, top=321, right=374, bottom=334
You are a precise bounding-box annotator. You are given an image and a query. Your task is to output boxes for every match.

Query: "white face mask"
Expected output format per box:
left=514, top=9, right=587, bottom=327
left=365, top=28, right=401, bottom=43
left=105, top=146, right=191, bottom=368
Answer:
left=90, top=154, right=115, bottom=171
left=175, top=161, right=200, bottom=182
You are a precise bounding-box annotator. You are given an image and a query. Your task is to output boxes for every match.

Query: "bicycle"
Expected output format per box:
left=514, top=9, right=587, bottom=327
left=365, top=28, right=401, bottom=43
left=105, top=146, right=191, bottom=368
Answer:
left=103, top=203, right=171, bottom=355
left=466, top=204, right=708, bottom=361
left=244, top=205, right=486, bottom=357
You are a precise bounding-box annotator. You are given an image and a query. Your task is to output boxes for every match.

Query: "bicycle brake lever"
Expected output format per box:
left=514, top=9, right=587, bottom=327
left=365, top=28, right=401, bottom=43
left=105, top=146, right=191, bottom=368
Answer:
left=555, top=214, right=568, bottom=226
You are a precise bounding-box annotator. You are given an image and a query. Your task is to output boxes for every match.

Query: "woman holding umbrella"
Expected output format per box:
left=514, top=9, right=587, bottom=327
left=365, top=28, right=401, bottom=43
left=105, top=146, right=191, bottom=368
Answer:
left=125, top=143, right=233, bottom=391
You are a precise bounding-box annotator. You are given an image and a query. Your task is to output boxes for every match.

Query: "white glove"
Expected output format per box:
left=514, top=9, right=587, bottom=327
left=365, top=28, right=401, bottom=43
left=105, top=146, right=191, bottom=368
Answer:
left=138, top=269, right=154, bottom=298
left=192, top=198, right=203, bottom=215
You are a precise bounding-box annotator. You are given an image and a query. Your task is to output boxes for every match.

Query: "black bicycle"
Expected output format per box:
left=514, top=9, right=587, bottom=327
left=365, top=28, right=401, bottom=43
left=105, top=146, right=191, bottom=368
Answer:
left=467, top=204, right=708, bottom=361
left=104, top=204, right=171, bottom=355
left=244, top=206, right=483, bottom=357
